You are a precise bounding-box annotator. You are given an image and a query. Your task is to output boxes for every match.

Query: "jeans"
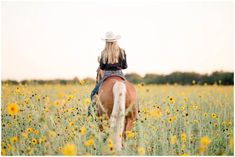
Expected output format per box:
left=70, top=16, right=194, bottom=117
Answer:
left=88, top=70, right=125, bottom=116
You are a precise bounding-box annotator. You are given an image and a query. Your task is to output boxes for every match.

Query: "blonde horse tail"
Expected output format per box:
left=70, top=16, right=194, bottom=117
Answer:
left=110, top=81, right=126, bottom=151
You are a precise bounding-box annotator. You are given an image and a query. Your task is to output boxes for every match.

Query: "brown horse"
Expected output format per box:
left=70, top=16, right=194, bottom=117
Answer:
left=94, top=68, right=139, bottom=151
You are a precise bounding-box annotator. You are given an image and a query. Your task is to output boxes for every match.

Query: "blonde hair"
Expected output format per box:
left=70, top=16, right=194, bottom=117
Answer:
left=101, top=41, right=124, bottom=64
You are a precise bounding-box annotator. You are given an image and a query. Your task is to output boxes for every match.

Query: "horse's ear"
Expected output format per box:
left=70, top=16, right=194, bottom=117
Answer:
left=98, top=56, right=100, bottom=63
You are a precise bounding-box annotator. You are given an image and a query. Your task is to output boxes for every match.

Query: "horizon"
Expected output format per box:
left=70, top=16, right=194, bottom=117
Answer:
left=2, top=0, right=234, bottom=81
left=1, top=70, right=233, bottom=81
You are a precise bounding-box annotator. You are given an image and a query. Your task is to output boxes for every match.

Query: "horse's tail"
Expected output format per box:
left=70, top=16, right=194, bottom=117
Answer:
left=110, top=81, right=126, bottom=151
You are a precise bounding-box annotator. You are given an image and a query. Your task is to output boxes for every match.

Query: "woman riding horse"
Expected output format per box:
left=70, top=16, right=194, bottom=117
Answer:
left=88, top=32, right=139, bottom=151
left=88, top=31, right=127, bottom=116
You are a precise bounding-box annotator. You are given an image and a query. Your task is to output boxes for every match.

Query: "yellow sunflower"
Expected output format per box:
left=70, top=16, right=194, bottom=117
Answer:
left=137, top=147, right=145, bottom=155
left=181, top=133, right=187, bottom=143
left=61, top=143, right=76, bottom=156
left=200, top=136, right=211, bottom=147
left=10, top=136, right=18, bottom=143
left=84, top=138, right=94, bottom=147
left=84, top=98, right=91, bottom=106
left=107, top=138, right=113, bottom=150
left=211, top=113, right=217, bottom=119
left=199, top=136, right=211, bottom=154
left=79, top=126, right=86, bottom=136
left=7, top=103, right=19, bottom=116
left=168, top=96, right=175, bottom=104
left=1, top=148, right=5, bottom=156
left=167, top=116, right=175, bottom=123
left=26, top=128, right=33, bottom=133
left=125, top=131, right=135, bottom=139
left=31, top=138, right=37, bottom=145
left=171, top=135, right=177, bottom=145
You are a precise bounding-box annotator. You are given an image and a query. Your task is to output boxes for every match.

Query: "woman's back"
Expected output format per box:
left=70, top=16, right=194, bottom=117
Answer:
left=99, top=49, right=127, bottom=71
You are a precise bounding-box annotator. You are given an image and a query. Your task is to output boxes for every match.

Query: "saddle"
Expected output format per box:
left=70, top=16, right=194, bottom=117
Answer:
left=103, top=74, right=126, bottom=82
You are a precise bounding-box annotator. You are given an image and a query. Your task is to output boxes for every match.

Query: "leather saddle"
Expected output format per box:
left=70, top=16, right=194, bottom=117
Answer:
left=103, top=74, right=126, bottom=82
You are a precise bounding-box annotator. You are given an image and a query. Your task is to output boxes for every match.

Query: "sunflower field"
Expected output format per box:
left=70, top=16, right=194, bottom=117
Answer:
left=1, top=83, right=234, bottom=155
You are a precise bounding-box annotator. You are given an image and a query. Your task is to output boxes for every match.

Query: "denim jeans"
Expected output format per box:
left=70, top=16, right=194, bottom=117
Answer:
left=88, top=70, right=125, bottom=116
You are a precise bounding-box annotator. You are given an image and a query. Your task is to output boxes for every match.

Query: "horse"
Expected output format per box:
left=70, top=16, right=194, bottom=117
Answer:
left=94, top=68, right=139, bottom=151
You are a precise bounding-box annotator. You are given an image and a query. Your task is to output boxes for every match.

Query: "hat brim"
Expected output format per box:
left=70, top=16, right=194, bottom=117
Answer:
left=101, top=35, right=121, bottom=42
left=101, top=39, right=118, bottom=42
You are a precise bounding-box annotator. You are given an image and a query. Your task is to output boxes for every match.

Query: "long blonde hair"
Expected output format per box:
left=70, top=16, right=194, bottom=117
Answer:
left=101, top=41, right=124, bottom=64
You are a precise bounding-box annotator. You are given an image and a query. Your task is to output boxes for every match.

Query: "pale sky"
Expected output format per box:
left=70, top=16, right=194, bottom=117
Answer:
left=1, top=0, right=234, bottom=80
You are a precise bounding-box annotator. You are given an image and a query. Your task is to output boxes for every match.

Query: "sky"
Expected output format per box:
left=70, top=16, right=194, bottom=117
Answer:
left=1, top=0, right=234, bottom=80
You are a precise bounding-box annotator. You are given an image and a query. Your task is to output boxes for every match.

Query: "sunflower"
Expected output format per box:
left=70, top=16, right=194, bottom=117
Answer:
left=67, top=95, right=73, bottom=101
left=165, top=109, right=170, bottom=115
left=84, top=138, right=94, bottom=147
left=79, top=126, right=86, bottom=136
left=107, top=138, right=113, bottom=150
left=167, top=116, right=174, bottom=123
left=194, top=120, right=199, bottom=124
left=137, top=147, right=145, bottom=155
left=181, top=105, right=186, bottom=111
left=28, top=114, right=32, bottom=121
left=21, top=132, right=28, bottom=139
left=170, top=135, right=177, bottom=145
left=227, top=121, right=232, bottom=126
left=221, top=121, right=226, bottom=126
left=125, top=131, right=135, bottom=139
left=39, top=136, right=46, bottom=144
left=168, top=96, right=175, bottom=104
left=211, top=113, right=217, bottom=119
left=199, top=136, right=211, bottom=154
left=31, top=138, right=37, bottom=145
left=84, top=98, right=90, bottom=106
left=69, top=121, right=75, bottom=127
left=7, top=103, right=19, bottom=116
left=26, top=128, right=33, bottom=133
left=10, top=136, right=18, bottom=144
left=181, top=133, right=187, bottom=143
left=33, top=129, right=39, bottom=135
left=48, top=130, right=56, bottom=138
left=1, top=148, right=5, bottom=156
left=61, top=143, right=76, bottom=156
left=149, top=109, right=161, bottom=118
left=200, top=136, right=210, bottom=147
left=54, top=101, right=59, bottom=107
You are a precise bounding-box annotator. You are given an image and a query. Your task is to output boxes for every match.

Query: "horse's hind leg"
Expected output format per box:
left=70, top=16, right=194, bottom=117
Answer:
left=124, top=106, right=138, bottom=138
left=124, top=116, right=134, bottom=137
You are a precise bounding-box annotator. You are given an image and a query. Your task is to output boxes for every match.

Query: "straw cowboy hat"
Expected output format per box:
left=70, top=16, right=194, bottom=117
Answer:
left=101, top=31, right=121, bottom=42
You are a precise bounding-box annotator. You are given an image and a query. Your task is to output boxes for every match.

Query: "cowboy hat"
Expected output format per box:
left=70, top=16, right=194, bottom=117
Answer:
left=101, top=31, right=121, bottom=42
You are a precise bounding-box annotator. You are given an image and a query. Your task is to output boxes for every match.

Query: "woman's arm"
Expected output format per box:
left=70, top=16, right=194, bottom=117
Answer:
left=99, top=59, right=106, bottom=70
left=121, top=50, right=128, bottom=69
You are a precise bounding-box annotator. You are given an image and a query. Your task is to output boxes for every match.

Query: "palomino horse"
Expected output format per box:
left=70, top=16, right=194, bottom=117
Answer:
left=94, top=68, right=139, bottom=151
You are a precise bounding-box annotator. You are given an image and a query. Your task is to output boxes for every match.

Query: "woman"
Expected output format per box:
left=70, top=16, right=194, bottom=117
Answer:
left=88, top=31, right=128, bottom=116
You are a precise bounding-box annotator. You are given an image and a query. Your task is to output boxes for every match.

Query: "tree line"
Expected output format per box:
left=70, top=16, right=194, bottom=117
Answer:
left=125, top=71, right=233, bottom=85
left=2, top=71, right=234, bottom=85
